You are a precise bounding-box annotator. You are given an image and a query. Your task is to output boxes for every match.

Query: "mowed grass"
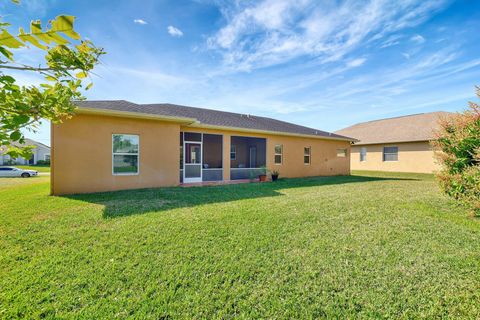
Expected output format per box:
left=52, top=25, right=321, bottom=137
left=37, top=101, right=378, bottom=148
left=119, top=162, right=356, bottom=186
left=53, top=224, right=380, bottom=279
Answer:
left=0, top=172, right=479, bottom=319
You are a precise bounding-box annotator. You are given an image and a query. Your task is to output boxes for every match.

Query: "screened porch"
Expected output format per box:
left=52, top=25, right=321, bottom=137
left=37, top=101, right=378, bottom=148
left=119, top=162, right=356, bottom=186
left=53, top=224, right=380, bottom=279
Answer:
left=180, top=132, right=223, bottom=183
left=230, top=136, right=266, bottom=180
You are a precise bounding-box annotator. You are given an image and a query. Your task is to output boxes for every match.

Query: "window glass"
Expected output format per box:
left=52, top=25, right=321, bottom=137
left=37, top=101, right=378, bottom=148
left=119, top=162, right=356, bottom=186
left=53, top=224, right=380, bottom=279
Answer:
left=113, top=134, right=139, bottom=174
left=274, top=155, right=282, bottom=164
left=113, top=155, right=139, bottom=174
left=383, top=146, right=398, bottom=161
left=274, top=145, right=283, bottom=164
left=113, top=134, right=139, bottom=153
left=45, top=155, right=51, bottom=161
left=304, top=147, right=311, bottom=164
left=337, top=149, right=347, bottom=157
left=230, top=145, right=236, bottom=160
left=184, top=132, right=202, bottom=142
left=185, top=143, right=201, bottom=164
left=274, top=145, right=282, bottom=154
left=360, top=147, right=367, bottom=162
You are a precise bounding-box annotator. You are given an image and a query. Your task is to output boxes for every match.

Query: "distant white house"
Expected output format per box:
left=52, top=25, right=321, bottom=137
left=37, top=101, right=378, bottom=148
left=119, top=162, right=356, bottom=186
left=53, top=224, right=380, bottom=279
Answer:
left=0, top=138, right=50, bottom=165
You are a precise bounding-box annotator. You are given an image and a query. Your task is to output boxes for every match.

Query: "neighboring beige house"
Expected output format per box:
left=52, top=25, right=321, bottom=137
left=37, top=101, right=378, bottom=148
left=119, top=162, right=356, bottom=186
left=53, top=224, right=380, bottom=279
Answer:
left=51, top=100, right=355, bottom=195
left=335, top=112, right=452, bottom=173
left=0, top=138, right=51, bottom=165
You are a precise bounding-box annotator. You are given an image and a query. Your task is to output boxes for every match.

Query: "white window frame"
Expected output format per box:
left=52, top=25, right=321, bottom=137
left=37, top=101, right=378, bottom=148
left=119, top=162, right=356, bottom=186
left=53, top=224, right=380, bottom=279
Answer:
left=337, top=149, right=347, bottom=158
left=274, top=144, right=283, bottom=165
left=360, top=147, right=367, bottom=162
left=304, top=146, right=311, bottom=165
left=112, top=134, right=140, bottom=176
left=44, top=154, right=51, bottom=161
left=230, top=145, right=236, bottom=160
left=383, top=146, right=398, bottom=162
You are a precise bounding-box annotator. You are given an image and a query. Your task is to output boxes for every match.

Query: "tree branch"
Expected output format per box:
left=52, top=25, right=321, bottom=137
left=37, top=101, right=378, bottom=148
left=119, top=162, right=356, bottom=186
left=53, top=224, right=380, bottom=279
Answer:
left=0, top=64, right=54, bottom=71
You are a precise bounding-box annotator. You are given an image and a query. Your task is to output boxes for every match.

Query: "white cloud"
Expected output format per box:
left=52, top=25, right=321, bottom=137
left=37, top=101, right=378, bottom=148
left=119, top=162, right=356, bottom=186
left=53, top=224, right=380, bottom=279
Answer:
left=380, top=34, right=403, bottom=48
left=410, top=34, right=425, bottom=43
left=208, top=0, right=448, bottom=71
left=347, top=58, right=367, bottom=68
left=167, top=25, right=184, bottom=37
left=107, top=66, right=190, bottom=86
left=402, top=52, right=411, bottom=59
left=133, top=19, right=148, bottom=25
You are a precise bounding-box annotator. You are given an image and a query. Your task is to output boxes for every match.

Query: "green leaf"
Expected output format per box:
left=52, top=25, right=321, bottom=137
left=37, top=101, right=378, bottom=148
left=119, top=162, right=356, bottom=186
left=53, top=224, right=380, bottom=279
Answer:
left=0, top=29, right=24, bottom=48
left=0, top=75, right=15, bottom=83
left=12, top=115, right=30, bottom=125
left=18, top=27, right=47, bottom=49
left=9, top=130, right=21, bottom=141
left=76, top=71, right=87, bottom=79
left=85, top=82, right=93, bottom=90
left=0, top=45, right=13, bottom=60
left=52, top=15, right=80, bottom=40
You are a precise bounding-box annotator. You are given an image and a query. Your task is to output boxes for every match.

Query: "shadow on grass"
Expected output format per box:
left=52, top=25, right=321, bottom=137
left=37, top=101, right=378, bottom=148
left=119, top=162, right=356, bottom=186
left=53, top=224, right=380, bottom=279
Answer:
left=64, top=175, right=419, bottom=218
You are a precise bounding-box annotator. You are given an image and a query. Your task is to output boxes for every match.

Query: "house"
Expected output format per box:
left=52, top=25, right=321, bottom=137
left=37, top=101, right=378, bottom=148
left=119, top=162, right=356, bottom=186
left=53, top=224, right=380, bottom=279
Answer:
left=51, top=100, right=355, bottom=195
left=0, top=138, right=50, bottom=165
left=335, top=112, right=452, bottom=173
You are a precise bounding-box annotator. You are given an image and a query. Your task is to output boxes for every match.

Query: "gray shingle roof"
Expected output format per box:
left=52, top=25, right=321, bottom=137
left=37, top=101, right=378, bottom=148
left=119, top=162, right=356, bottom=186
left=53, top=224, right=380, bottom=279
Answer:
left=335, top=111, right=453, bottom=145
left=75, top=100, right=354, bottom=141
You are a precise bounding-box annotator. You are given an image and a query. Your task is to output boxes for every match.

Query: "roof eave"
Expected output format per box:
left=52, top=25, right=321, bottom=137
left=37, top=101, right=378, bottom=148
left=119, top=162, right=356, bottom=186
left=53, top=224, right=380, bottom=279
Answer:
left=353, top=138, right=433, bottom=145
left=76, top=107, right=197, bottom=124
left=187, top=123, right=356, bottom=142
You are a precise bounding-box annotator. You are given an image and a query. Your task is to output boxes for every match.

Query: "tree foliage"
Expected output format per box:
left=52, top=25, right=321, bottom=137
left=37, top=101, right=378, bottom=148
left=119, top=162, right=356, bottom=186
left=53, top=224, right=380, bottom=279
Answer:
left=433, top=87, right=480, bottom=215
left=0, top=3, right=104, bottom=159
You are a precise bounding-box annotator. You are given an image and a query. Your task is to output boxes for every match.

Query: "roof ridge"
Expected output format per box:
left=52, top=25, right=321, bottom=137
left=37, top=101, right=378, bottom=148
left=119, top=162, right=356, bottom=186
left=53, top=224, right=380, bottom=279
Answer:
left=349, top=111, right=451, bottom=127
left=142, top=102, right=266, bottom=119
left=76, top=99, right=135, bottom=103
left=142, top=102, right=336, bottom=135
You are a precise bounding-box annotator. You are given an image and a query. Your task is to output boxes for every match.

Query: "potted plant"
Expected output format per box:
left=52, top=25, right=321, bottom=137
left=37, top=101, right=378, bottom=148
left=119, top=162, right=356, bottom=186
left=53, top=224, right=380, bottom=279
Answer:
left=271, top=170, right=279, bottom=181
left=258, top=166, right=268, bottom=182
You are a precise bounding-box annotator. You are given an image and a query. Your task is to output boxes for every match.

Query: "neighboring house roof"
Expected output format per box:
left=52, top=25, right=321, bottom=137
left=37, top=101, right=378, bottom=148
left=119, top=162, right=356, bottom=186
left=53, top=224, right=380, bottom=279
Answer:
left=21, top=138, right=50, bottom=150
left=0, top=138, right=50, bottom=151
left=75, top=100, right=355, bottom=141
left=335, top=111, right=453, bottom=145
left=1, top=138, right=50, bottom=154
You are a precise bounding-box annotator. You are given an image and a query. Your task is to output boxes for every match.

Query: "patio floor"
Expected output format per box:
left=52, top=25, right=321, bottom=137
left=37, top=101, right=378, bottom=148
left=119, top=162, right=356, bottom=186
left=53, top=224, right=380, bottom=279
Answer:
left=181, top=178, right=264, bottom=187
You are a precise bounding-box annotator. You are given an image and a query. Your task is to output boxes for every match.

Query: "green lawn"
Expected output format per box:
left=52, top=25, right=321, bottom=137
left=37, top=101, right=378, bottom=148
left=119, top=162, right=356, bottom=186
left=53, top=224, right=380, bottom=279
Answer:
left=15, top=165, right=51, bottom=173
left=1, top=172, right=479, bottom=318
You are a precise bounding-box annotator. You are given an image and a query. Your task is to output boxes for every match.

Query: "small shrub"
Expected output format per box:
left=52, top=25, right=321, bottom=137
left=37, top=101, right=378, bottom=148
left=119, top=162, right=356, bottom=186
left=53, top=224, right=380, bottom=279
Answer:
left=432, top=87, right=480, bottom=215
left=37, top=159, right=50, bottom=165
left=3, top=159, right=16, bottom=165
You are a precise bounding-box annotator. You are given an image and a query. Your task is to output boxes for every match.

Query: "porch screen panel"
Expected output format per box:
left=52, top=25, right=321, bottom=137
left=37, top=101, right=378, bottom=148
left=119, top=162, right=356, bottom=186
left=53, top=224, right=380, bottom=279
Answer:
left=203, top=169, right=223, bottom=181
left=185, top=165, right=201, bottom=178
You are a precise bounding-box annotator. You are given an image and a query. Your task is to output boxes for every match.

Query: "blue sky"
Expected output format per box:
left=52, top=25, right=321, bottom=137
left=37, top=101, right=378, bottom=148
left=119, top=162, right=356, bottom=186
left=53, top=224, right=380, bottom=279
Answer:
left=3, top=0, right=480, bottom=146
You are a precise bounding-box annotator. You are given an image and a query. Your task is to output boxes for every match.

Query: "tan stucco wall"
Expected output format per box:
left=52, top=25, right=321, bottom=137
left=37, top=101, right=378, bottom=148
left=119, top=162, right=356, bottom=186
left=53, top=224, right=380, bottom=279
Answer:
left=350, top=141, right=441, bottom=173
left=180, top=126, right=351, bottom=179
left=52, top=114, right=351, bottom=195
left=52, top=114, right=180, bottom=195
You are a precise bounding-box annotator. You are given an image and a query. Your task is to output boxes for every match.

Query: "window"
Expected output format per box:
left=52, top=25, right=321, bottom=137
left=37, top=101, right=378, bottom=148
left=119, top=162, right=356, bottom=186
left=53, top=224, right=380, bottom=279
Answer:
left=44, top=154, right=51, bottom=161
left=112, top=134, right=139, bottom=174
left=0, top=168, right=13, bottom=171
left=184, top=132, right=202, bottom=142
left=304, top=147, right=311, bottom=165
left=337, top=149, right=347, bottom=157
left=230, top=145, right=236, bottom=160
left=360, top=147, right=367, bottom=162
left=274, top=144, right=283, bottom=164
left=383, top=146, right=398, bottom=161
